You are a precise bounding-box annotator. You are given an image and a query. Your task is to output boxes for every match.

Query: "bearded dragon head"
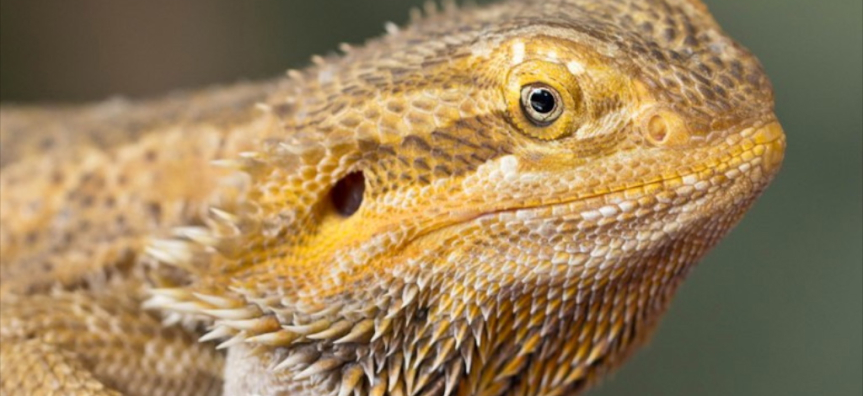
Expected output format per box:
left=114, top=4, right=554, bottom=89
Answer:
left=146, top=0, right=784, bottom=394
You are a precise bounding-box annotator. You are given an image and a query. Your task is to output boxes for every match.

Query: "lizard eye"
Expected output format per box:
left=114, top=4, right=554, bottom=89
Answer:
left=504, top=60, right=583, bottom=140
left=520, top=84, right=563, bottom=125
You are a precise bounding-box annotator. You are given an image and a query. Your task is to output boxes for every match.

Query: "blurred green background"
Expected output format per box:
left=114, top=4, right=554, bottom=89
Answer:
left=1, top=0, right=860, bottom=395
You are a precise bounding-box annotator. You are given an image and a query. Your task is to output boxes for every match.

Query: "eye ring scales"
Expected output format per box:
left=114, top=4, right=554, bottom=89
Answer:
left=505, top=59, right=583, bottom=140
left=520, top=84, right=564, bottom=126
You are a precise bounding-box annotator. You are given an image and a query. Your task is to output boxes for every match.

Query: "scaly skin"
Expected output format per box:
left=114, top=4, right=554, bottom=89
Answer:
left=0, top=0, right=785, bottom=395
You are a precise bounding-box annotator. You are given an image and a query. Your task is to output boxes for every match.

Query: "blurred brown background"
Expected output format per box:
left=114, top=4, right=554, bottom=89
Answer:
left=1, top=1, right=861, bottom=395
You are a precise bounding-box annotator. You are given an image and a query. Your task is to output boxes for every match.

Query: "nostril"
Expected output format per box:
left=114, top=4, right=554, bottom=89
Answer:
left=331, top=171, right=365, bottom=217
left=647, top=114, right=669, bottom=144
left=641, top=107, right=690, bottom=147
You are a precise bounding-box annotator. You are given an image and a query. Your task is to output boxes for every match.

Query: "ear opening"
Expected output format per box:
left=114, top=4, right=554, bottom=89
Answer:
left=330, top=171, right=365, bottom=217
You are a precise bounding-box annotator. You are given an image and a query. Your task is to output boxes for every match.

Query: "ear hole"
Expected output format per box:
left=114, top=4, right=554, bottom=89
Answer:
left=330, top=171, right=365, bottom=217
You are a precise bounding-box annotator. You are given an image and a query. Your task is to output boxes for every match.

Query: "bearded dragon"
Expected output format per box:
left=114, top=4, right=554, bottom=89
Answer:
left=0, top=0, right=785, bottom=395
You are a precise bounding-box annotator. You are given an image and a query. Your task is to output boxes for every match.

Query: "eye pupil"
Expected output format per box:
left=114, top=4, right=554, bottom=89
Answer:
left=529, top=89, right=556, bottom=114
left=519, top=84, right=564, bottom=126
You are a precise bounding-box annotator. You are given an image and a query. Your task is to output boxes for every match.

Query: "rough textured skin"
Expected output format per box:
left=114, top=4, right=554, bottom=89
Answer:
left=0, top=0, right=785, bottom=395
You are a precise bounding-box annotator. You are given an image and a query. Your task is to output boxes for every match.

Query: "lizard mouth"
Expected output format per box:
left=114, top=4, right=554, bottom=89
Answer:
left=442, top=121, right=785, bottom=231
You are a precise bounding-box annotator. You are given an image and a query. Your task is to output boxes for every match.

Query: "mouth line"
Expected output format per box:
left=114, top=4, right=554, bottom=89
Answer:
left=422, top=122, right=785, bottom=238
